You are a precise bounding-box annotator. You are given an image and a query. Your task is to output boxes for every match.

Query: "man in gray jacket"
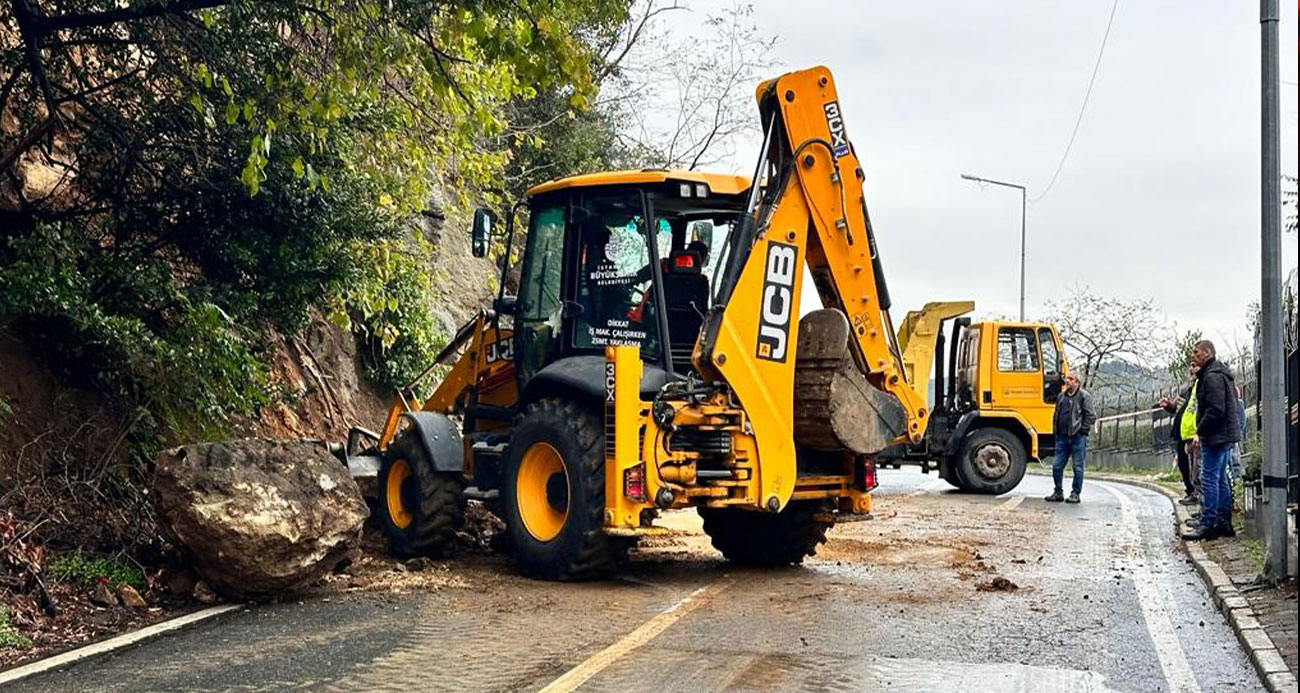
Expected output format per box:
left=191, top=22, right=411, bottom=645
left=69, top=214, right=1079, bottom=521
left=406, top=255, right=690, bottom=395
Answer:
left=1046, top=372, right=1097, bottom=504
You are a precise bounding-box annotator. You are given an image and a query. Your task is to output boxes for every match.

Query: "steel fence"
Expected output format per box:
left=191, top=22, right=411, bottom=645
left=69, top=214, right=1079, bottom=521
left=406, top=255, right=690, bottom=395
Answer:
left=1089, top=357, right=1260, bottom=455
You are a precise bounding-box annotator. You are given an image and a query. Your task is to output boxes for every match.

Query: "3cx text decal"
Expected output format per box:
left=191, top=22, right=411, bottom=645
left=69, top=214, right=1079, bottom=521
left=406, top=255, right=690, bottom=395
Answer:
left=756, top=241, right=797, bottom=362
left=605, top=361, right=617, bottom=402
left=823, top=101, right=849, bottom=158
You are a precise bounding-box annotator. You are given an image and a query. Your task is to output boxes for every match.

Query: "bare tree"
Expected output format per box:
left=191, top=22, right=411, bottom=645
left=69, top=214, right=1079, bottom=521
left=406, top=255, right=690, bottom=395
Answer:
left=601, top=1, right=777, bottom=172
left=1042, top=286, right=1168, bottom=388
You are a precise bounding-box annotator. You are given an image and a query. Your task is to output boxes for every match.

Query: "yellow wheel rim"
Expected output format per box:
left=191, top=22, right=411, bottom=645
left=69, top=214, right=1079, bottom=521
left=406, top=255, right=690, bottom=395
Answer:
left=517, top=442, right=569, bottom=542
left=386, top=458, right=413, bottom=530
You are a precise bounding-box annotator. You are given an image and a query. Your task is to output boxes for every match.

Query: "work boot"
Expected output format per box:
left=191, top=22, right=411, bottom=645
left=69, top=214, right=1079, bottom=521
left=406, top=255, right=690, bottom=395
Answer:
left=1066, top=493, right=1081, bottom=504
left=1181, top=524, right=1221, bottom=541
left=1044, top=491, right=1064, bottom=502
left=1217, top=522, right=1237, bottom=538
left=1178, top=494, right=1199, bottom=505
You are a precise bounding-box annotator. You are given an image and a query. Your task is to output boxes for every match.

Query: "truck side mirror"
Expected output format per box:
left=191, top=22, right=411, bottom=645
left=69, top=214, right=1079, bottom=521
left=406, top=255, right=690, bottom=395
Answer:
left=471, top=207, right=494, bottom=258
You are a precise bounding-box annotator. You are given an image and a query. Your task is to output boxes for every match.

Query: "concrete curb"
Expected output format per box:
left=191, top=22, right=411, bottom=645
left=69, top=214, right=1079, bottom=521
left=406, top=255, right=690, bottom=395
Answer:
left=0, top=603, right=244, bottom=686
left=1073, top=471, right=1297, bottom=693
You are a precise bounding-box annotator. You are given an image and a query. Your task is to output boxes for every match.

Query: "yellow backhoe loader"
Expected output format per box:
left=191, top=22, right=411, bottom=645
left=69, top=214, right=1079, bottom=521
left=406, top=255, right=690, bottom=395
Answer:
left=337, top=66, right=947, bottom=579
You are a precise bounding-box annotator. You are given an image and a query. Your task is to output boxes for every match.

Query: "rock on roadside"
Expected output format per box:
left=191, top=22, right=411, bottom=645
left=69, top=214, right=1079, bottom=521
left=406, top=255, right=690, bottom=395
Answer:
left=151, top=438, right=369, bottom=600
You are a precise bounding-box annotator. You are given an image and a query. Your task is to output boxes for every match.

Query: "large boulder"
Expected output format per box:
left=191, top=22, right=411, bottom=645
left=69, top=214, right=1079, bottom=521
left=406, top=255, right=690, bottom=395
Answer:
left=152, top=438, right=369, bottom=599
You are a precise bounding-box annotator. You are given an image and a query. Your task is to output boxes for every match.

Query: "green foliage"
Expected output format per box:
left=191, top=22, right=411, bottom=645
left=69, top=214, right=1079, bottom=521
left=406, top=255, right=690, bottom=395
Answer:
left=330, top=237, right=447, bottom=389
left=1165, top=329, right=1203, bottom=379
left=0, top=225, right=274, bottom=442
left=0, top=607, right=31, bottom=651
left=1239, top=536, right=1266, bottom=574
left=503, top=87, right=627, bottom=201
left=2, top=0, right=637, bottom=458
left=47, top=551, right=145, bottom=589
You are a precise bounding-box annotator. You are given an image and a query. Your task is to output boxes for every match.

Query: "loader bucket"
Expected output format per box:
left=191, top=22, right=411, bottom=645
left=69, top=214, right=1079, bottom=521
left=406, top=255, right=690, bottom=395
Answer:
left=793, top=309, right=907, bottom=454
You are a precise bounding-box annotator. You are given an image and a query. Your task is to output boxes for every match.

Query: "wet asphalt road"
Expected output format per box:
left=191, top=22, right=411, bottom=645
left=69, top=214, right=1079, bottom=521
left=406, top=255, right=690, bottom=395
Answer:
left=8, top=469, right=1263, bottom=693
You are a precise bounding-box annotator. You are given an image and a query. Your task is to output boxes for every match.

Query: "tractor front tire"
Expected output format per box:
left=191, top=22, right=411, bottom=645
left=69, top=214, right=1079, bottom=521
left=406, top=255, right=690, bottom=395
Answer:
left=954, top=428, right=1027, bottom=495
left=699, top=502, right=830, bottom=566
left=501, top=398, right=629, bottom=580
left=377, top=430, right=466, bottom=558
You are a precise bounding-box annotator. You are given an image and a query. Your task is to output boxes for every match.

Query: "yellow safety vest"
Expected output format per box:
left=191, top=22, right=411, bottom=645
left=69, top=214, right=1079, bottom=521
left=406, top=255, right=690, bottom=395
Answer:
left=1179, top=383, right=1198, bottom=440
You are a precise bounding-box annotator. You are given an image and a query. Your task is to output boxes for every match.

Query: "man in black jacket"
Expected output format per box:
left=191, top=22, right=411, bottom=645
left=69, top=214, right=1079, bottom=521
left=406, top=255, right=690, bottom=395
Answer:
left=1182, top=340, right=1241, bottom=540
left=1045, top=372, right=1096, bottom=504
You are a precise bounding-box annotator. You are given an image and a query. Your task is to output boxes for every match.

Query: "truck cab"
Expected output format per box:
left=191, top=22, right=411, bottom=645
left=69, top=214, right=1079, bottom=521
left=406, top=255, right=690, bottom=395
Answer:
left=887, top=309, right=1069, bottom=494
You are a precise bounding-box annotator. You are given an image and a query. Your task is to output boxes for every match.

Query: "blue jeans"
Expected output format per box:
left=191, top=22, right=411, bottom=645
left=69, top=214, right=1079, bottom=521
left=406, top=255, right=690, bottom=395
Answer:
left=1053, top=434, right=1088, bottom=495
left=1199, top=442, right=1233, bottom=530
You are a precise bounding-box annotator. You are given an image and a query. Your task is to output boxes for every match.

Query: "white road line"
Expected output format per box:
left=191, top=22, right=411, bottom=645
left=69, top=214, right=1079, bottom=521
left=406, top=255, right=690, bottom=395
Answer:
left=0, top=604, right=243, bottom=686
left=1097, top=481, right=1200, bottom=693
left=996, top=495, right=1026, bottom=511
left=538, top=577, right=733, bottom=693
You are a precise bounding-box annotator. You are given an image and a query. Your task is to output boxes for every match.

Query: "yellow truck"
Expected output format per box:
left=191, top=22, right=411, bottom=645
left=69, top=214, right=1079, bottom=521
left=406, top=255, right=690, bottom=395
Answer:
left=885, top=302, right=1070, bottom=494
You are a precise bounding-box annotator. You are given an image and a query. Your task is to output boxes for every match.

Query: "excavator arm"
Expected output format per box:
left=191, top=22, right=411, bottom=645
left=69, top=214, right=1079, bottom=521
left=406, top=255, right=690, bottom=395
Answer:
left=694, top=67, right=928, bottom=508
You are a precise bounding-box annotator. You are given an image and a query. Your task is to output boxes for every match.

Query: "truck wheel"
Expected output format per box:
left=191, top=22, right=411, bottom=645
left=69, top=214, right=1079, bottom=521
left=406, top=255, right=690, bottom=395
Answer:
left=378, top=430, right=466, bottom=557
left=699, top=501, right=830, bottom=566
left=502, top=398, right=630, bottom=580
left=955, top=428, right=1027, bottom=495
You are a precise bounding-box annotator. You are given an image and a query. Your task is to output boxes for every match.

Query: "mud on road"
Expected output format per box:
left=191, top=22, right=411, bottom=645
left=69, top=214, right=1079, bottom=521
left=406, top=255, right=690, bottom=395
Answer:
left=8, top=471, right=1265, bottom=693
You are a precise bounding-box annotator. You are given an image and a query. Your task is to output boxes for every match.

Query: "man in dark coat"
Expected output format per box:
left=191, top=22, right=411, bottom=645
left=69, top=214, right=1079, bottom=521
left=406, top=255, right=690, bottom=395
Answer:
left=1045, top=372, right=1096, bottom=504
left=1182, top=340, right=1241, bottom=540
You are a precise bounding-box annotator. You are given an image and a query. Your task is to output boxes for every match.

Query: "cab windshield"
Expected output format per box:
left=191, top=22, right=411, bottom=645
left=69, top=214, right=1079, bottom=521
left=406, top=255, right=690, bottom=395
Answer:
left=569, top=188, right=744, bottom=366
left=572, top=194, right=662, bottom=356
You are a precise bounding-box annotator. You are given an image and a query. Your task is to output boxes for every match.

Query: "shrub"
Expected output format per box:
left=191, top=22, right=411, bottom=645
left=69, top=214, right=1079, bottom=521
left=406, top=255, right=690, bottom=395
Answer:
left=0, top=608, right=31, bottom=651
left=47, top=551, right=145, bottom=590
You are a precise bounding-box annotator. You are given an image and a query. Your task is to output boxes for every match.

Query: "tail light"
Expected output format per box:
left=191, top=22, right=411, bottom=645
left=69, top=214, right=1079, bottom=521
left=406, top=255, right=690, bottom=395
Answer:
left=673, top=254, right=695, bottom=269
left=857, top=456, right=878, bottom=491
left=624, top=463, right=647, bottom=502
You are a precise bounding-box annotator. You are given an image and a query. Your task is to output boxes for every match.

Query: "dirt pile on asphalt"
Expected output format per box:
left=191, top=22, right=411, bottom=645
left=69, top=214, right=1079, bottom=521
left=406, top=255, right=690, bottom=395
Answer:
left=151, top=439, right=368, bottom=600
left=975, top=576, right=1019, bottom=592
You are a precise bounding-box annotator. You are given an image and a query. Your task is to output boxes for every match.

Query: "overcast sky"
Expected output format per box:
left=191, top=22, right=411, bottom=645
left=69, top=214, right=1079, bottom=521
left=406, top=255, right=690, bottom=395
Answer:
left=660, top=0, right=1298, bottom=357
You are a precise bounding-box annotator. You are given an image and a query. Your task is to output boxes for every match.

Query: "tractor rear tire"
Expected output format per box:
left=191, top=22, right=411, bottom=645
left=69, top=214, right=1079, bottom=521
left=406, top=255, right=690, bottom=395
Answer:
left=378, top=430, right=466, bottom=558
left=501, top=398, right=630, bottom=580
left=954, top=428, right=1027, bottom=495
left=699, top=501, right=830, bottom=566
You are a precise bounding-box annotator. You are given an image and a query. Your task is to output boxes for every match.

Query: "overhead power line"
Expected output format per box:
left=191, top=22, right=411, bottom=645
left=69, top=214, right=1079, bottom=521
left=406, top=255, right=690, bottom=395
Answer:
left=1031, top=0, right=1120, bottom=203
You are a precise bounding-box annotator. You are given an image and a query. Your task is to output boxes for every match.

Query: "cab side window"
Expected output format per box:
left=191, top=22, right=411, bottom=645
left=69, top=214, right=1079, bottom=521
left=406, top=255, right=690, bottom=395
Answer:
left=997, top=327, right=1040, bottom=373
left=515, top=205, right=566, bottom=380
left=1038, top=328, right=1061, bottom=377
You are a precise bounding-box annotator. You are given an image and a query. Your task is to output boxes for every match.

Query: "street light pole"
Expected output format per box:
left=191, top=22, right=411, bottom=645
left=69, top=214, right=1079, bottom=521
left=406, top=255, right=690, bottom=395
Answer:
left=962, top=173, right=1028, bottom=320
left=1258, top=0, right=1288, bottom=581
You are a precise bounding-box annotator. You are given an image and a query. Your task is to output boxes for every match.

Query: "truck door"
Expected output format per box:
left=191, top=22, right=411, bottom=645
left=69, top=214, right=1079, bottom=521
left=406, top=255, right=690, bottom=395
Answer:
left=1038, top=327, right=1064, bottom=404
left=991, top=326, right=1043, bottom=414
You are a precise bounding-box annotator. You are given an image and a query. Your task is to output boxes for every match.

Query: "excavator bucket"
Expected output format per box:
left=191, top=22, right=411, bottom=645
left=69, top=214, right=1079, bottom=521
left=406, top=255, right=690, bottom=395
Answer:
left=793, top=309, right=907, bottom=454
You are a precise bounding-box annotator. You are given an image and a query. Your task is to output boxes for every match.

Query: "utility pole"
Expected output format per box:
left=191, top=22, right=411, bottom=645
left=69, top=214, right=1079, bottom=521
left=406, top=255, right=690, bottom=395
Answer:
left=1258, top=0, right=1288, bottom=581
left=961, top=173, right=1028, bottom=321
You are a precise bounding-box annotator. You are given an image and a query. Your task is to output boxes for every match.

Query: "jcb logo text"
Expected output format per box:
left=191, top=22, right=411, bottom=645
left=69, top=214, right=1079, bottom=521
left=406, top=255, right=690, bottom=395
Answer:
left=757, top=242, right=797, bottom=362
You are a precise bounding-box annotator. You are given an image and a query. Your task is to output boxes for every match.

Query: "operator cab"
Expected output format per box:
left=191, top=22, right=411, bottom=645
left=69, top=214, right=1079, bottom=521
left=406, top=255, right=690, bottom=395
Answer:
left=480, top=170, right=751, bottom=394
